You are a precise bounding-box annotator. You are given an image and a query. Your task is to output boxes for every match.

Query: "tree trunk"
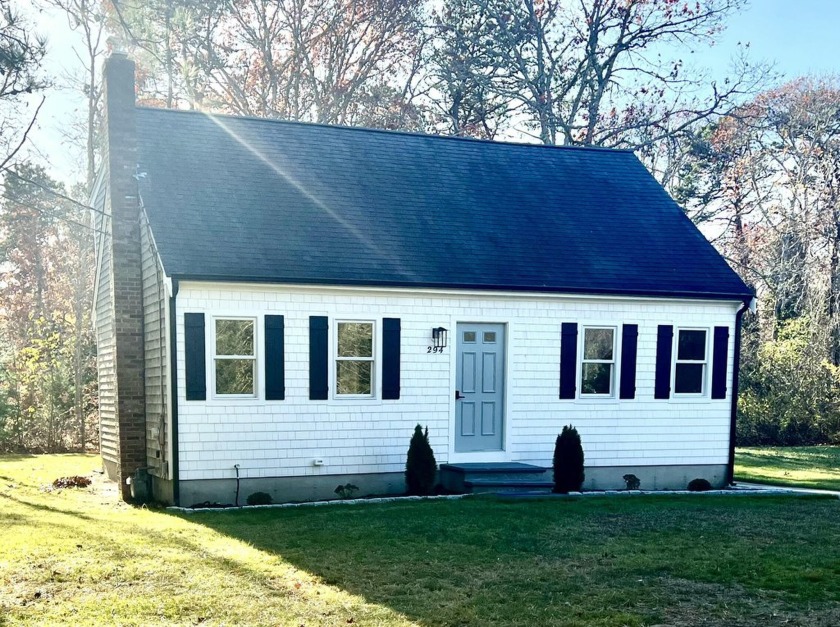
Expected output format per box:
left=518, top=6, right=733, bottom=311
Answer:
left=830, top=216, right=840, bottom=366
left=165, top=0, right=174, bottom=108
left=74, top=262, right=85, bottom=451
left=87, top=48, right=96, bottom=186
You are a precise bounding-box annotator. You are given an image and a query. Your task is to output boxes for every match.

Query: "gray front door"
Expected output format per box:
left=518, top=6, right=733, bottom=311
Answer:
left=455, top=323, right=505, bottom=452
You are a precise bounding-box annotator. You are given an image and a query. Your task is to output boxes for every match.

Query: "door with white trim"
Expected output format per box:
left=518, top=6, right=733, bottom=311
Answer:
left=455, top=323, right=505, bottom=452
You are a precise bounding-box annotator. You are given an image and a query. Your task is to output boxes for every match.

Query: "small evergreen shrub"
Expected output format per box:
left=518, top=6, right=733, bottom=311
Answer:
left=553, top=425, right=585, bottom=494
left=406, top=424, right=437, bottom=495
left=246, top=491, right=273, bottom=505
left=687, top=478, right=713, bottom=492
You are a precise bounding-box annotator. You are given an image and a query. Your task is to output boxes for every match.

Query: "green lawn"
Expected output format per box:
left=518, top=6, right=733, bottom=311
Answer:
left=735, top=446, right=840, bottom=491
left=2, top=455, right=840, bottom=626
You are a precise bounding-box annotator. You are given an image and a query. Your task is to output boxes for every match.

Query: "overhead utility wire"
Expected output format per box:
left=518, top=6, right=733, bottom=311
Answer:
left=2, top=169, right=109, bottom=218
left=2, top=200, right=109, bottom=237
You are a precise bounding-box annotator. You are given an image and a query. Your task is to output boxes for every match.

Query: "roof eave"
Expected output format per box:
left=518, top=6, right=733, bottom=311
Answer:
left=169, top=273, right=754, bottom=303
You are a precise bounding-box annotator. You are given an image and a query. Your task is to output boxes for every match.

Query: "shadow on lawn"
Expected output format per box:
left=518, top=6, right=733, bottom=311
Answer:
left=175, top=496, right=787, bottom=626
left=0, top=490, right=101, bottom=523
left=175, top=495, right=840, bottom=626
left=0, top=453, right=36, bottom=461
left=174, top=498, right=584, bottom=626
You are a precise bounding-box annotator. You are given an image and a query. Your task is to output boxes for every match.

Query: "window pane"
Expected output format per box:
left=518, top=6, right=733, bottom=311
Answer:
left=483, top=332, right=496, bottom=343
left=336, top=360, right=372, bottom=395
left=215, top=359, right=254, bottom=395
left=678, top=330, right=706, bottom=361
left=463, top=331, right=476, bottom=342
left=581, top=363, right=612, bottom=395
left=338, top=322, right=373, bottom=357
left=583, top=328, right=614, bottom=360
left=675, top=363, right=704, bottom=394
left=216, top=319, right=254, bottom=356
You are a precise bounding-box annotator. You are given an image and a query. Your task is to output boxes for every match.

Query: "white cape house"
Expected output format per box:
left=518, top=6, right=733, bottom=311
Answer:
left=91, top=53, right=753, bottom=505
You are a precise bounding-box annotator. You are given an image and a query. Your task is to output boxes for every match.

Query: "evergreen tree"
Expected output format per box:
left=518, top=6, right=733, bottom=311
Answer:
left=405, top=424, right=437, bottom=495
left=553, top=425, right=585, bottom=494
left=0, top=1, right=47, bottom=170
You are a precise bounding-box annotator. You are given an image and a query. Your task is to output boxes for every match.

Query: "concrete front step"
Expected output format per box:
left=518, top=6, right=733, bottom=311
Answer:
left=464, top=478, right=554, bottom=494
left=439, top=462, right=549, bottom=493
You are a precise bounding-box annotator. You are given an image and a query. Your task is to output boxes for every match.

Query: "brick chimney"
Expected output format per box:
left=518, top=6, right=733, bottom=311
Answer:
left=102, top=52, right=146, bottom=500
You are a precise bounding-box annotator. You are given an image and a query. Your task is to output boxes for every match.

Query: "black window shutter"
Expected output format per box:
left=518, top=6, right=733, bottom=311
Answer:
left=654, top=325, right=674, bottom=399
left=619, top=324, right=638, bottom=399
left=559, top=322, right=578, bottom=399
left=711, top=326, right=730, bottom=400
left=309, top=316, right=329, bottom=400
left=265, top=315, right=285, bottom=400
left=382, top=318, right=401, bottom=400
left=184, top=313, right=206, bottom=401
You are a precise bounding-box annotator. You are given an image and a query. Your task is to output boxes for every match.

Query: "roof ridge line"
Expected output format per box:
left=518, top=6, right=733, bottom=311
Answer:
left=134, top=105, right=636, bottom=154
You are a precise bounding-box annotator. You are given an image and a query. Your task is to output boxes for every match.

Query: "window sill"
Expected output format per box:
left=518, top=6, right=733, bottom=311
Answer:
left=199, top=397, right=264, bottom=405
left=573, top=396, right=620, bottom=405
left=668, top=395, right=716, bottom=403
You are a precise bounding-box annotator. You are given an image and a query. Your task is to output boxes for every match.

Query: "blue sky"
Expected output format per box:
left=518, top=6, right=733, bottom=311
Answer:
left=705, top=0, right=840, bottom=79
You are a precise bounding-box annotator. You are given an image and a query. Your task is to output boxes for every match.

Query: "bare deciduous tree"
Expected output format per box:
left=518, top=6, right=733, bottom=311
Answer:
left=679, top=78, right=840, bottom=444
left=107, top=0, right=425, bottom=126
left=40, top=0, right=107, bottom=186
left=431, top=0, right=767, bottom=151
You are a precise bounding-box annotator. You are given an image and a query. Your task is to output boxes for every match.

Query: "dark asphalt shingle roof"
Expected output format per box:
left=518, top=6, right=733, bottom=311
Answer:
left=134, top=107, right=751, bottom=300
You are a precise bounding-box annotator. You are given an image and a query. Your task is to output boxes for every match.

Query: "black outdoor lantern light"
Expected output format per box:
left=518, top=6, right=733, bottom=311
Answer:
left=432, top=327, right=448, bottom=349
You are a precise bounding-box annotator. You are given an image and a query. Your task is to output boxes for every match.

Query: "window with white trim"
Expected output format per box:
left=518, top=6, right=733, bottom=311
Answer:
left=335, top=321, right=375, bottom=397
left=213, top=317, right=256, bottom=397
left=674, top=328, right=708, bottom=395
left=580, top=326, right=616, bottom=396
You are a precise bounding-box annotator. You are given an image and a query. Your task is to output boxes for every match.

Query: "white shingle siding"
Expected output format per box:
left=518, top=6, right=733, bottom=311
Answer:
left=176, top=282, right=740, bottom=482
left=140, top=215, right=168, bottom=478
left=92, top=183, right=118, bottom=466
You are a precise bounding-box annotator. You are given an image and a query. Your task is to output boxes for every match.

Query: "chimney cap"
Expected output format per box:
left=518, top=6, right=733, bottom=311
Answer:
left=106, top=36, right=129, bottom=57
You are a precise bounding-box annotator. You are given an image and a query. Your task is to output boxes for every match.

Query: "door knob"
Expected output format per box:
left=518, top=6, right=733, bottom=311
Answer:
left=455, top=391, right=465, bottom=400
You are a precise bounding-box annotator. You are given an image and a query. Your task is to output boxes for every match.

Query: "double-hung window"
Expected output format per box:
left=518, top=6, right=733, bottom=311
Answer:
left=674, top=328, right=708, bottom=395
left=335, top=321, right=375, bottom=397
left=580, top=326, right=616, bottom=396
left=213, top=317, right=257, bottom=397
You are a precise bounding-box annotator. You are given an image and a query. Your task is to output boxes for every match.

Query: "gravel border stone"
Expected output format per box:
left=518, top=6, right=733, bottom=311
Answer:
left=167, top=482, right=837, bottom=514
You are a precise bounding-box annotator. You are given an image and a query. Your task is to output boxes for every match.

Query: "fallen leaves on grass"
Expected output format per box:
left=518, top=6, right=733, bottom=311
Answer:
left=51, top=476, right=92, bottom=489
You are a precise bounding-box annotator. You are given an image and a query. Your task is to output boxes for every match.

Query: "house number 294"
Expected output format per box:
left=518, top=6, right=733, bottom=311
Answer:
left=427, top=346, right=445, bottom=354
